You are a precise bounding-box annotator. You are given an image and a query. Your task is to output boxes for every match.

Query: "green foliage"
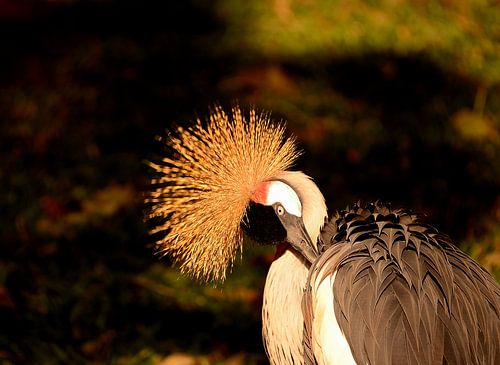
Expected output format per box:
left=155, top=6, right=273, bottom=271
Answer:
left=217, top=0, right=500, bottom=83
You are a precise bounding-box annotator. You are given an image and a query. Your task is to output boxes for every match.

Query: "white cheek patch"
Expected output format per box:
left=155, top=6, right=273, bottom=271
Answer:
left=264, top=181, right=302, bottom=217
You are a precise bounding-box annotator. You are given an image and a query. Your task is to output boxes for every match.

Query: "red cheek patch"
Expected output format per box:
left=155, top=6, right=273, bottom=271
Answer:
left=251, top=181, right=271, bottom=205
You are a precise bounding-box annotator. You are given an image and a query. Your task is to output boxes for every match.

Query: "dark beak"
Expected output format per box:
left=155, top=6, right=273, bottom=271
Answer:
left=283, top=215, right=319, bottom=264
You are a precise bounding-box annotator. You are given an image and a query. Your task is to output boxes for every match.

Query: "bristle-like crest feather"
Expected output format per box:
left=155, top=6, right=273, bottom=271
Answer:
left=146, top=106, right=300, bottom=282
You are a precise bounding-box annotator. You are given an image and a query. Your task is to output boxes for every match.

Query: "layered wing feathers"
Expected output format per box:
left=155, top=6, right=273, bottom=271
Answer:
left=304, top=203, right=500, bottom=364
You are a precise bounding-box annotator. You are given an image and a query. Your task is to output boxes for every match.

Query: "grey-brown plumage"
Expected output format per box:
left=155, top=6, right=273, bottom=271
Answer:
left=303, top=203, right=500, bottom=364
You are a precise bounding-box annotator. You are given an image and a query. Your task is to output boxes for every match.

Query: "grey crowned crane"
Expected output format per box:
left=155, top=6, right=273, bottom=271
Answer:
left=146, top=106, right=500, bottom=364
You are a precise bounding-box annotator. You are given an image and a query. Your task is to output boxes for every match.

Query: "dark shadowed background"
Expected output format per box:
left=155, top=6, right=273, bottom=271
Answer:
left=0, top=1, right=498, bottom=364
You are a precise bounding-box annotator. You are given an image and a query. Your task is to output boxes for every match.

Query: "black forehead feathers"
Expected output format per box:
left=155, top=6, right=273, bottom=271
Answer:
left=241, top=202, right=286, bottom=245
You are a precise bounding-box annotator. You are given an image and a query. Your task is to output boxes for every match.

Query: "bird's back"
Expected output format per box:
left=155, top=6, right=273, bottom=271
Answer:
left=303, top=203, right=500, bottom=365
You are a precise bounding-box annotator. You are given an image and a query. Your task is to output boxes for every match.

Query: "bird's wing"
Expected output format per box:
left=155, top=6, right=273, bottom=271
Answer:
left=303, top=205, right=500, bottom=365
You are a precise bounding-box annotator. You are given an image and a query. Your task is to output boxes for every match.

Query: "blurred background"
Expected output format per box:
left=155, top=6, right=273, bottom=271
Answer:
left=0, top=0, right=498, bottom=364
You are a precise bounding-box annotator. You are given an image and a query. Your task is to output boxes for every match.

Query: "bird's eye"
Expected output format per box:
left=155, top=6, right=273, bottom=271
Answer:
left=276, top=205, right=285, bottom=216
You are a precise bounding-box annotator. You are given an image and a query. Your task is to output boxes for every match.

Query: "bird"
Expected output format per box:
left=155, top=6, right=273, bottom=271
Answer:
left=146, top=106, right=500, bottom=364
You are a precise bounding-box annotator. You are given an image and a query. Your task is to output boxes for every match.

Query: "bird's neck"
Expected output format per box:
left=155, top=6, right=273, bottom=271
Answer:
left=262, top=249, right=309, bottom=365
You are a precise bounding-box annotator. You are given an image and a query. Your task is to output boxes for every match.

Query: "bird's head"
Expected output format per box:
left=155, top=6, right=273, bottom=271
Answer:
left=146, top=106, right=326, bottom=282
left=242, top=172, right=326, bottom=263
